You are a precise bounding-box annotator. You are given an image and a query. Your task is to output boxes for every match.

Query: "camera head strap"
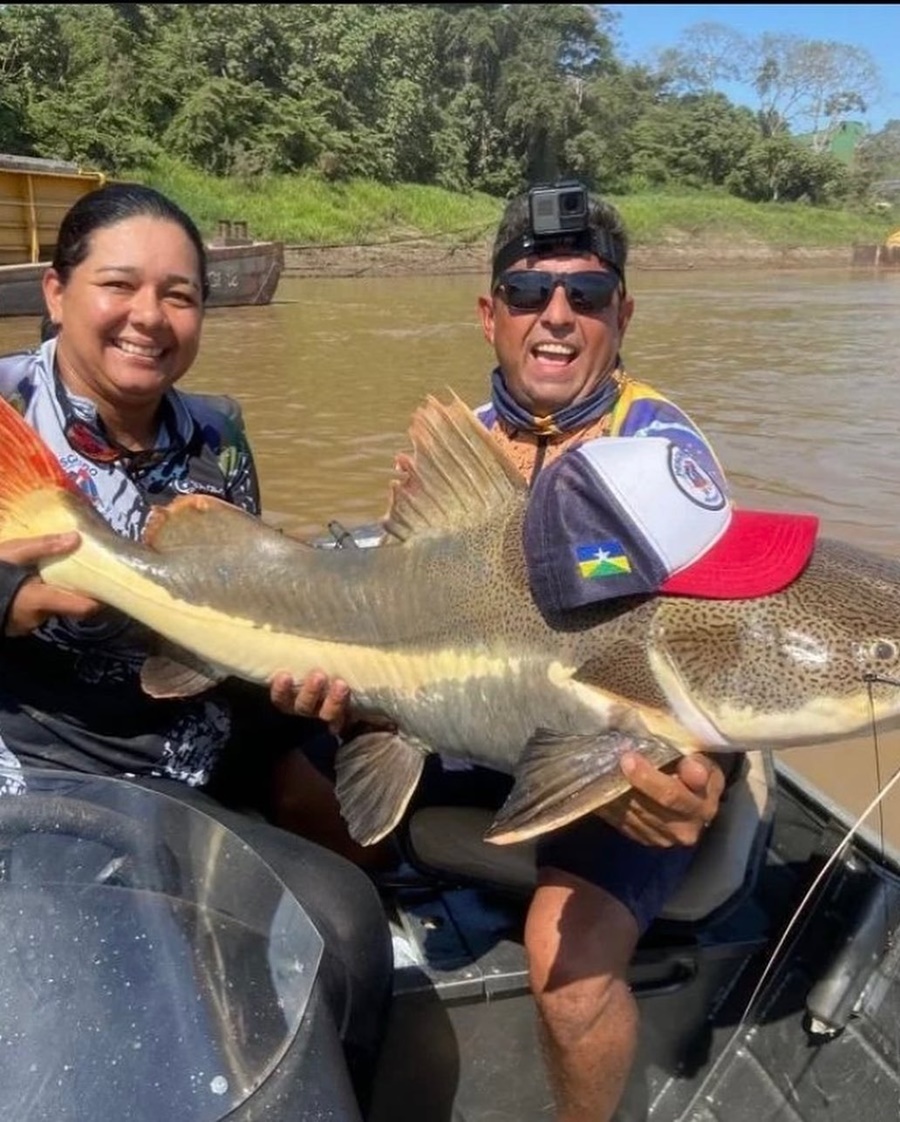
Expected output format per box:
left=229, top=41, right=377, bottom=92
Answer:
left=491, top=180, right=625, bottom=285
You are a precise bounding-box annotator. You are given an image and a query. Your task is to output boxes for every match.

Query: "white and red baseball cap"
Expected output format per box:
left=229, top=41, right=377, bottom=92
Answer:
left=523, top=436, right=818, bottom=613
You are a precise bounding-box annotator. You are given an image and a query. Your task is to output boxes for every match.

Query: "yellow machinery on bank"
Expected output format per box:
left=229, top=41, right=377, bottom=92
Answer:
left=0, top=153, right=283, bottom=316
left=0, top=153, right=108, bottom=266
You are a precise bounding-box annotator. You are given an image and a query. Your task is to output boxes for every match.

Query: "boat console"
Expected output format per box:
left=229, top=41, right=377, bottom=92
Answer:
left=0, top=769, right=362, bottom=1122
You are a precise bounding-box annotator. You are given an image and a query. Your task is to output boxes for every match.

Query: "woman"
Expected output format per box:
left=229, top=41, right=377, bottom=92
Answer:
left=0, top=182, right=390, bottom=1113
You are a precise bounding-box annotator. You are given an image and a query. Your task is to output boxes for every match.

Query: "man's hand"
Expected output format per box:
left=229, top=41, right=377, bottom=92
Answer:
left=1, top=532, right=102, bottom=636
left=596, top=750, right=727, bottom=847
left=269, top=669, right=352, bottom=735
left=269, top=670, right=400, bottom=741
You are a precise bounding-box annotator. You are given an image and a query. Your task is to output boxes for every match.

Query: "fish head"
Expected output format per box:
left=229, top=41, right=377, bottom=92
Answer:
left=649, top=538, right=900, bottom=747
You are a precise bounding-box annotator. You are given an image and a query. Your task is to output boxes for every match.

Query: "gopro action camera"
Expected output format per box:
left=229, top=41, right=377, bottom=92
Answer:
left=529, top=181, right=590, bottom=237
left=491, top=177, right=623, bottom=282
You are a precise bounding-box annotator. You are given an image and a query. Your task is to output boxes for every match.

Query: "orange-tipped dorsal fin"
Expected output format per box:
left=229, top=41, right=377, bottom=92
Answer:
left=383, top=391, right=526, bottom=544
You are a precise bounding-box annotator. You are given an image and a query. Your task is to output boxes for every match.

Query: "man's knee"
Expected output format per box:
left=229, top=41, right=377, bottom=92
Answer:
left=524, top=873, right=639, bottom=1032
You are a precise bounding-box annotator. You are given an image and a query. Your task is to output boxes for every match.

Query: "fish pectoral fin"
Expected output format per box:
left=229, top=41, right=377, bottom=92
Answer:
left=484, top=728, right=682, bottom=846
left=335, top=730, right=429, bottom=846
left=140, top=643, right=227, bottom=698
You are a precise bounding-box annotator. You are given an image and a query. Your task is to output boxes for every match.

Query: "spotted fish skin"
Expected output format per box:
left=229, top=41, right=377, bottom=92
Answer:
left=0, top=392, right=898, bottom=846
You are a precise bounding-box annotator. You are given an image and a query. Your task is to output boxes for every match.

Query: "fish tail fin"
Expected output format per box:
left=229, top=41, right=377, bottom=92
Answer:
left=0, top=396, right=88, bottom=540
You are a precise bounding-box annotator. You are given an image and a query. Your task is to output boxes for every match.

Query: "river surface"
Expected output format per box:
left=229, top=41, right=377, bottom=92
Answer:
left=3, top=266, right=900, bottom=845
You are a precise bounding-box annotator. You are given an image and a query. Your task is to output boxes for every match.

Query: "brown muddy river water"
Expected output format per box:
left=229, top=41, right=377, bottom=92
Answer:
left=3, top=266, right=900, bottom=846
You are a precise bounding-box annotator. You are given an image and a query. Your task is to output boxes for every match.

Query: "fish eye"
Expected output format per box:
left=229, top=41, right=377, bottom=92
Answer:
left=872, top=640, right=898, bottom=662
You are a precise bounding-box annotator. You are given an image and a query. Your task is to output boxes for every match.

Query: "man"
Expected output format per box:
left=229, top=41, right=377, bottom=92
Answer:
left=472, top=182, right=732, bottom=1121
left=278, top=181, right=733, bottom=1121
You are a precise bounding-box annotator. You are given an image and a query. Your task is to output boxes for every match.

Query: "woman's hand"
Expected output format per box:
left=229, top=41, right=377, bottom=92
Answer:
left=596, top=751, right=727, bottom=847
left=1, top=532, right=102, bottom=636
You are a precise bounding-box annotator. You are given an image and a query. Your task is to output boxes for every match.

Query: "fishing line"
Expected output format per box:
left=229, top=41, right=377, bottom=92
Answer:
left=689, top=673, right=900, bottom=1110
left=865, top=673, right=891, bottom=945
left=735, top=767, right=900, bottom=1034
left=736, top=676, right=900, bottom=1032
left=864, top=671, right=900, bottom=1107
left=865, top=670, right=893, bottom=854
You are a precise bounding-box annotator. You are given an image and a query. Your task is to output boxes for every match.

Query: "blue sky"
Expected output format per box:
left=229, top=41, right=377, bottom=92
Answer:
left=607, top=4, right=900, bottom=132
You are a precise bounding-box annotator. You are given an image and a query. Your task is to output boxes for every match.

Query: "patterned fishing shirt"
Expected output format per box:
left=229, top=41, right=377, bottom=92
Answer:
left=0, top=339, right=261, bottom=795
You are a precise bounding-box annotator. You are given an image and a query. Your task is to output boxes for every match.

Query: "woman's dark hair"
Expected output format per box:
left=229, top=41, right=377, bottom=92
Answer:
left=51, top=182, right=210, bottom=302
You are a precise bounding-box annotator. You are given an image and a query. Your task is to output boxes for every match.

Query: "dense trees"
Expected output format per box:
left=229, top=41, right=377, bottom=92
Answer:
left=0, top=3, right=888, bottom=204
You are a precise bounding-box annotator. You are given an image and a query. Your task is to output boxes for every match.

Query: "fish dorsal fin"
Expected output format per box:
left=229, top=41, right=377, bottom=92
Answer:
left=383, top=391, right=526, bottom=543
left=144, top=494, right=254, bottom=550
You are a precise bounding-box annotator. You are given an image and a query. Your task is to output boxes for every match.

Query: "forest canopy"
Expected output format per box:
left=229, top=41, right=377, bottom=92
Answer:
left=0, top=4, right=895, bottom=206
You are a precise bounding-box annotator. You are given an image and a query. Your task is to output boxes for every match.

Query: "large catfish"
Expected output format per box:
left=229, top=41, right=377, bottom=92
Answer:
left=0, top=392, right=898, bottom=846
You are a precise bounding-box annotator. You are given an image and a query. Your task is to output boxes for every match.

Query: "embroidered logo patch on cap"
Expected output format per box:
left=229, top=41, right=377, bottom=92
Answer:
left=669, top=446, right=726, bottom=511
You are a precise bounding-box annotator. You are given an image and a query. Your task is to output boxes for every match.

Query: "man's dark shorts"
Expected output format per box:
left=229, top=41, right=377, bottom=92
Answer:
left=536, top=811, right=697, bottom=934
left=409, top=756, right=698, bottom=935
left=263, top=719, right=697, bottom=935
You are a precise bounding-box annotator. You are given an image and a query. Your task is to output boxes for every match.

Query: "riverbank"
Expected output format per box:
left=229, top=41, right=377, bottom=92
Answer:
left=282, top=235, right=860, bottom=278
left=142, top=159, right=892, bottom=279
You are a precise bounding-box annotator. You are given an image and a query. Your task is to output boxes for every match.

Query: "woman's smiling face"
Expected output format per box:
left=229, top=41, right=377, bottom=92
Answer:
left=43, top=214, right=205, bottom=411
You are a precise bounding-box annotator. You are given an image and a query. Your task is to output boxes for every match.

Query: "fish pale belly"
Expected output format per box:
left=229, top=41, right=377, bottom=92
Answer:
left=145, top=616, right=654, bottom=769
left=39, top=550, right=627, bottom=754
left=358, top=656, right=699, bottom=771
left=44, top=546, right=702, bottom=761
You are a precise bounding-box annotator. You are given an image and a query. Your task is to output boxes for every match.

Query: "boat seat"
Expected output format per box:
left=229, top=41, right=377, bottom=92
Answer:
left=404, top=750, right=776, bottom=925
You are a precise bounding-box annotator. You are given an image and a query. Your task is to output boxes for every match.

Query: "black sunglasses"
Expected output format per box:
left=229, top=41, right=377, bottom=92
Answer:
left=494, top=270, right=622, bottom=315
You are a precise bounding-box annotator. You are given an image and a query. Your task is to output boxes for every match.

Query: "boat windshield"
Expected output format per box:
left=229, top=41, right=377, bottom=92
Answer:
left=0, top=768, right=323, bottom=1122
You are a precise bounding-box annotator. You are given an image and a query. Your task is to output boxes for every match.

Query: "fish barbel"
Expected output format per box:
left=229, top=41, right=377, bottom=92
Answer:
left=0, top=392, right=899, bottom=846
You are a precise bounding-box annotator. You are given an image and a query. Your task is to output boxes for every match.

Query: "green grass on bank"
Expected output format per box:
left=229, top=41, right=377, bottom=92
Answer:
left=139, top=156, right=502, bottom=247
left=136, top=156, right=896, bottom=251
left=616, top=189, right=894, bottom=248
